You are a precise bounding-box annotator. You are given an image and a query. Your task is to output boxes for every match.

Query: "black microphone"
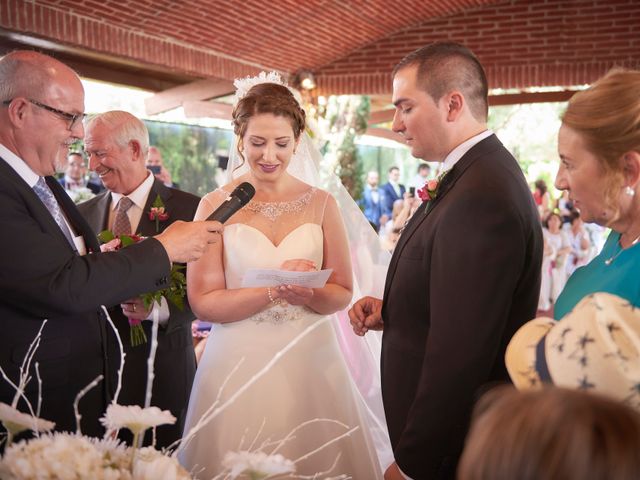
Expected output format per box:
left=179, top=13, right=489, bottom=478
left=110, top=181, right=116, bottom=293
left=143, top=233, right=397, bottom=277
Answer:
left=206, top=182, right=256, bottom=223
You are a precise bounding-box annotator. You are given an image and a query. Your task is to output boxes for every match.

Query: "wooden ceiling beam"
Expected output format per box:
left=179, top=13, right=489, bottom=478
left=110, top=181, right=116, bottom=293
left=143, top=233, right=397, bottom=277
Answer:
left=144, top=78, right=235, bottom=116
left=487, top=89, right=580, bottom=106
left=182, top=100, right=233, bottom=120
left=367, top=89, right=581, bottom=126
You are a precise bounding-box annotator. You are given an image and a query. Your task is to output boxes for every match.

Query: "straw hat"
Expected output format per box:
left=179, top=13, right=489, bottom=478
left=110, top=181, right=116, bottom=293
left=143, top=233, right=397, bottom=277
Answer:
left=506, top=292, right=640, bottom=408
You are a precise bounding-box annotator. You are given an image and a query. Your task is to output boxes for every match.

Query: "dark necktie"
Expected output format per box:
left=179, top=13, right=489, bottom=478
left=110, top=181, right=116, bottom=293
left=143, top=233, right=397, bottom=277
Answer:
left=32, top=177, right=76, bottom=248
left=112, top=197, right=134, bottom=236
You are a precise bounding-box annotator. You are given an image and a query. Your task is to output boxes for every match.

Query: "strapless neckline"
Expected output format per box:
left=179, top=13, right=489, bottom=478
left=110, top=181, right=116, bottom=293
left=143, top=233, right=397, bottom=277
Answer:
left=226, top=222, right=321, bottom=249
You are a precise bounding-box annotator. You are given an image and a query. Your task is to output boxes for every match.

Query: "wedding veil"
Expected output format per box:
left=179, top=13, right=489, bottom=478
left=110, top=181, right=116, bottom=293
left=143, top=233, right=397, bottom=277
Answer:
left=225, top=72, right=393, bottom=469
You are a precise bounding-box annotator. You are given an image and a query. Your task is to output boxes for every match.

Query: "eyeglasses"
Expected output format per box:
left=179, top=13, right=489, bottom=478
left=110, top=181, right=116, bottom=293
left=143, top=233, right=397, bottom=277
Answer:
left=2, top=98, right=86, bottom=130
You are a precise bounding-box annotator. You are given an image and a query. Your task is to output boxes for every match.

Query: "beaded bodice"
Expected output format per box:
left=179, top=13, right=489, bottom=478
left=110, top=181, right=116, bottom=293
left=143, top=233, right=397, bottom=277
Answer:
left=202, top=186, right=327, bottom=247
left=244, top=188, right=315, bottom=222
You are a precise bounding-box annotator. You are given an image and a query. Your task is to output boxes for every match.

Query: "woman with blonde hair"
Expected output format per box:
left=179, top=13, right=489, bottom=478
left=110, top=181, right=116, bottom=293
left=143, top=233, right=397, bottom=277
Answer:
left=553, top=69, right=640, bottom=319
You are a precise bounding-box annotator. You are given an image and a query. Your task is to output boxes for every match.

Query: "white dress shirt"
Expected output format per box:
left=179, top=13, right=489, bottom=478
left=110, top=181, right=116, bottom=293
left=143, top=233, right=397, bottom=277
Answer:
left=0, top=143, right=87, bottom=254
left=441, top=129, right=494, bottom=173
left=109, top=172, right=169, bottom=324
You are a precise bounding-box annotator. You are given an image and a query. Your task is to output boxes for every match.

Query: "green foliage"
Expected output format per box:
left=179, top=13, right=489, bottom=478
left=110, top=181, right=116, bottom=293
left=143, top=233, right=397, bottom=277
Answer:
left=145, top=120, right=233, bottom=197
left=323, top=96, right=371, bottom=200
left=488, top=102, right=566, bottom=189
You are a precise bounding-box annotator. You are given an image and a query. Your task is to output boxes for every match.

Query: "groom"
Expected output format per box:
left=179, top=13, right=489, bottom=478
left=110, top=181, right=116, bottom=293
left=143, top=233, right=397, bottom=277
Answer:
left=349, top=42, right=542, bottom=479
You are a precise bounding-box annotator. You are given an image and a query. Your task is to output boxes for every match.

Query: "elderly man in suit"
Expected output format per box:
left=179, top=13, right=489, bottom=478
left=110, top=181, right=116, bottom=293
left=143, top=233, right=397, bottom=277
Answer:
left=349, top=42, right=542, bottom=480
left=78, top=111, right=199, bottom=448
left=0, top=51, right=221, bottom=442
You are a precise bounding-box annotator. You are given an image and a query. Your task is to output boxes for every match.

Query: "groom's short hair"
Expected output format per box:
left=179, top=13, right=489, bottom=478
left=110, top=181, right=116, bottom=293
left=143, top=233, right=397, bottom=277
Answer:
left=393, top=42, right=489, bottom=123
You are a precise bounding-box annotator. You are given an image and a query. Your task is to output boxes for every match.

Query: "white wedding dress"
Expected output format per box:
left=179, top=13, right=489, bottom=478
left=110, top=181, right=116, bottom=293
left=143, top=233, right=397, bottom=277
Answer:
left=179, top=188, right=382, bottom=479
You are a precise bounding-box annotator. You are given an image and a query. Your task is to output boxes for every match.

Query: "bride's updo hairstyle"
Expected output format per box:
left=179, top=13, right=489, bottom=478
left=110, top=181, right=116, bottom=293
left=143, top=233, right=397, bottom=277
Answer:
left=232, top=83, right=306, bottom=143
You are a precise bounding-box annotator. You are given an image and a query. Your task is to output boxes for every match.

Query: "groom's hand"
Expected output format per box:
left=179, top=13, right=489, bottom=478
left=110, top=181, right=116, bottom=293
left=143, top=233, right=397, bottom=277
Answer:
left=385, top=462, right=406, bottom=480
left=348, top=296, right=383, bottom=336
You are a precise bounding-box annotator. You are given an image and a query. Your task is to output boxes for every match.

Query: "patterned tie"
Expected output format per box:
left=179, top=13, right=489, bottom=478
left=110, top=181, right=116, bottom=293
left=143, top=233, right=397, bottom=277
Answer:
left=32, top=177, right=76, bottom=247
left=112, top=197, right=134, bottom=236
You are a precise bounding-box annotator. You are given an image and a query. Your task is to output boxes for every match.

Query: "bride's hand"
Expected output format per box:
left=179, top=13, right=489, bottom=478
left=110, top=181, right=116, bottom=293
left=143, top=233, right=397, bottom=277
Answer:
left=276, top=259, right=316, bottom=306
left=280, top=258, right=317, bottom=272
left=276, top=284, right=314, bottom=306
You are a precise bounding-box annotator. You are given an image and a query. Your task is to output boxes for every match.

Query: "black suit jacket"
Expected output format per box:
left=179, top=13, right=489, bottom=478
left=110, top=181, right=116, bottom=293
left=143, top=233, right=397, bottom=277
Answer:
left=77, top=179, right=200, bottom=448
left=0, top=157, right=172, bottom=440
left=381, top=181, right=406, bottom=217
left=380, top=135, right=542, bottom=479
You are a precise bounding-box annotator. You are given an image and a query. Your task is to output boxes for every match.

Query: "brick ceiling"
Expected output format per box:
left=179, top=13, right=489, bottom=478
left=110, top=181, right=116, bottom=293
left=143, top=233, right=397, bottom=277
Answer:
left=0, top=0, right=638, bottom=97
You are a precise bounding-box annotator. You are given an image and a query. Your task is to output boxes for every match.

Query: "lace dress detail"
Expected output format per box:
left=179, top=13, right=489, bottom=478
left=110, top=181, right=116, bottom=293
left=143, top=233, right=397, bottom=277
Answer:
left=245, top=187, right=315, bottom=222
left=250, top=304, right=318, bottom=325
left=179, top=189, right=383, bottom=478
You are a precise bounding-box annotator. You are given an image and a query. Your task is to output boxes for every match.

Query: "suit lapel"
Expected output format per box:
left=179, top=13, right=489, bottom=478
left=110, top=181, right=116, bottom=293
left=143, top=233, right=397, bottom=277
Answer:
left=46, top=177, right=102, bottom=253
left=382, top=134, right=502, bottom=300
left=136, top=179, right=173, bottom=237
left=78, top=191, right=111, bottom=234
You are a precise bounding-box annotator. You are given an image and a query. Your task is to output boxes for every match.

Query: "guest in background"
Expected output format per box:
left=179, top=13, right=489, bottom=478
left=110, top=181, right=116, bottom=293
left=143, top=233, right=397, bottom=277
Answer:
left=537, top=234, right=554, bottom=313
left=552, top=69, right=640, bottom=319
left=0, top=50, right=221, bottom=442
left=78, top=111, right=200, bottom=449
left=556, top=189, right=575, bottom=224
left=458, top=386, right=640, bottom=480
left=380, top=165, right=406, bottom=218
left=542, top=211, right=571, bottom=305
left=407, top=162, right=431, bottom=190
left=380, top=199, right=406, bottom=251
left=532, top=178, right=551, bottom=220
left=360, top=170, right=385, bottom=231
left=59, top=151, right=98, bottom=193
left=59, top=151, right=100, bottom=203
left=147, top=145, right=179, bottom=189
left=565, top=211, right=592, bottom=276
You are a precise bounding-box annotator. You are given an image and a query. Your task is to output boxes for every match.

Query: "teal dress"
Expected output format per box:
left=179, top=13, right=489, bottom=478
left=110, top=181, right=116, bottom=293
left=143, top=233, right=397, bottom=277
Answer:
left=554, top=231, right=640, bottom=319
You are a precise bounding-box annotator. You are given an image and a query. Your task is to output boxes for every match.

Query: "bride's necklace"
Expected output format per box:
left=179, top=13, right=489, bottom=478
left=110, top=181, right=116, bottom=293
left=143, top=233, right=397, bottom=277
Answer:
left=604, top=232, right=640, bottom=266
left=246, top=188, right=314, bottom=222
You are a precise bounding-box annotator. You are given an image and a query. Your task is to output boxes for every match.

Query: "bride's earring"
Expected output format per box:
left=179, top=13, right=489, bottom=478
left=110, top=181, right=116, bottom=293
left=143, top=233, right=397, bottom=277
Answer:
left=625, top=186, right=635, bottom=197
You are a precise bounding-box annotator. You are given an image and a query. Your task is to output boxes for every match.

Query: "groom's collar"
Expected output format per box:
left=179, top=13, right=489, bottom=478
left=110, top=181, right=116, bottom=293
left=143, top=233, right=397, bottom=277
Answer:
left=441, top=129, right=493, bottom=173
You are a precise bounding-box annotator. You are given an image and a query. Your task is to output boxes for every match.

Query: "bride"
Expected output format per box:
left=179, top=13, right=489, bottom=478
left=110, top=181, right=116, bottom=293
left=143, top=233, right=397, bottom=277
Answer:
left=178, top=75, right=384, bottom=478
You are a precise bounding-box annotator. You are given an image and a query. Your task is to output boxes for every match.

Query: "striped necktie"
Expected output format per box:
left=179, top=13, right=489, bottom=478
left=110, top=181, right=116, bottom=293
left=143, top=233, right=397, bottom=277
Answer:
left=32, top=177, right=76, bottom=248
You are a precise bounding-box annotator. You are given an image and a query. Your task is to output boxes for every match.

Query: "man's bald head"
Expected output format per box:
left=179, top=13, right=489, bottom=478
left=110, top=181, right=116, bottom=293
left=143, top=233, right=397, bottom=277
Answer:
left=0, top=50, right=85, bottom=176
left=0, top=50, right=82, bottom=102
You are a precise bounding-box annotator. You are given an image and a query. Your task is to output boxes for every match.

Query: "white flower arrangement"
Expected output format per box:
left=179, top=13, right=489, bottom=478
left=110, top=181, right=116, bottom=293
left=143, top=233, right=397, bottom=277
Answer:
left=0, top=316, right=187, bottom=479
left=222, top=451, right=295, bottom=479
left=133, top=447, right=191, bottom=480
left=0, top=401, right=54, bottom=437
left=0, top=432, right=130, bottom=480
left=101, top=404, right=176, bottom=436
left=0, top=432, right=191, bottom=480
left=66, top=186, right=96, bottom=204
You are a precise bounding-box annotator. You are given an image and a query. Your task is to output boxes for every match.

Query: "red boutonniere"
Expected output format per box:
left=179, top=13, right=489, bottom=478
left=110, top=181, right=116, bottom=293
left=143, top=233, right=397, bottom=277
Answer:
left=148, top=195, right=169, bottom=232
left=98, top=230, right=186, bottom=347
left=417, top=178, right=440, bottom=202
left=416, top=171, right=449, bottom=213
